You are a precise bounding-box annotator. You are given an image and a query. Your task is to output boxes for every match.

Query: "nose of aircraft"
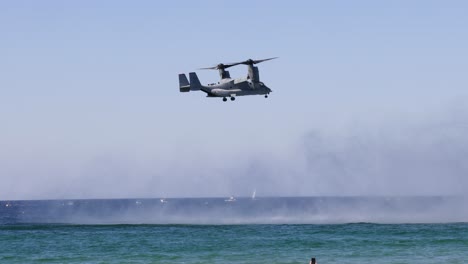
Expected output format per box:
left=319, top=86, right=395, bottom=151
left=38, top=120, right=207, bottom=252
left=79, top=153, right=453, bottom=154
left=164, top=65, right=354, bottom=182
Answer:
left=259, top=82, right=272, bottom=93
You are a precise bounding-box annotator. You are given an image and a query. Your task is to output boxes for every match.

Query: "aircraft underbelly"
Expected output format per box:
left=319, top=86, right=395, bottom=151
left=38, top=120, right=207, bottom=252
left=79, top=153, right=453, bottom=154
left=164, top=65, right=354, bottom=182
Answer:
left=210, top=88, right=268, bottom=97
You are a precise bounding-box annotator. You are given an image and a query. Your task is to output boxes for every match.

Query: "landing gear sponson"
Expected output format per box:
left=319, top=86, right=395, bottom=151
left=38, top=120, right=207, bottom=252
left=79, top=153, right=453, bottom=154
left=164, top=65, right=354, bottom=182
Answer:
left=223, top=95, right=268, bottom=101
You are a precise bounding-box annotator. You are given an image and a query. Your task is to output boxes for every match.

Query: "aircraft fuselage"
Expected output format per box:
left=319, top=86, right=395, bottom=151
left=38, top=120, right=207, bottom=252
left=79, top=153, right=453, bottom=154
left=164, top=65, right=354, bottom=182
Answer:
left=202, top=78, right=271, bottom=97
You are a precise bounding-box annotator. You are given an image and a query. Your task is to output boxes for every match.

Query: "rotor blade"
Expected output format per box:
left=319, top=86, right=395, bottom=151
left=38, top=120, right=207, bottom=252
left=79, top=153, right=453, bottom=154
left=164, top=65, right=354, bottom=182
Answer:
left=236, top=57, right=278, bottom=65
left=252, top=57, right=278, bottom=64
left=198, top=66, right=218, bottom=70
left=198, top=62, right=242, bottom=70
left=198, top=57, right=277, bottom=70
left=222, top=62, right=243, bottom=68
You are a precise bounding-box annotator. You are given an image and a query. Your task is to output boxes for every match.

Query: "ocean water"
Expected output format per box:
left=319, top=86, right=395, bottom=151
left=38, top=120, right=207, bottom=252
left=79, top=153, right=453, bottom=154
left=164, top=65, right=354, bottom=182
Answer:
left=1, top=197, right=467, bottom=263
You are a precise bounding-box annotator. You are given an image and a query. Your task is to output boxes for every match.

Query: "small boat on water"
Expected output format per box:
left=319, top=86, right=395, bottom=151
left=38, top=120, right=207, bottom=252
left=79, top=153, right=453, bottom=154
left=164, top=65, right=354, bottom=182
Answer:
left=225, top=196, right=236, bottom=202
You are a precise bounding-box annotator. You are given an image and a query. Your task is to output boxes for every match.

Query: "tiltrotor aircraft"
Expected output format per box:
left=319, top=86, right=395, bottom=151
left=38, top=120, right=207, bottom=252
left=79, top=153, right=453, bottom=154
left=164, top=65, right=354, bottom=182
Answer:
left=178, top=57, right=277, bottom=102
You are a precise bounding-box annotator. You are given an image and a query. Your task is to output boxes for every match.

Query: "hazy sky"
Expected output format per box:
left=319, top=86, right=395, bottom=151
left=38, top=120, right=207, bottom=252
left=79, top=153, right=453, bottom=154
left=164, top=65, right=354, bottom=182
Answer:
left=1, top=1, right=468, bottom=199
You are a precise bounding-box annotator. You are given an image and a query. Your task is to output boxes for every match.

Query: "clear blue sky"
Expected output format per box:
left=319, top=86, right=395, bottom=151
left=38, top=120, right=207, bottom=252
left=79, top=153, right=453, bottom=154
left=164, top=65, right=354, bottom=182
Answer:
left=1, top=1, right=468, bottom=199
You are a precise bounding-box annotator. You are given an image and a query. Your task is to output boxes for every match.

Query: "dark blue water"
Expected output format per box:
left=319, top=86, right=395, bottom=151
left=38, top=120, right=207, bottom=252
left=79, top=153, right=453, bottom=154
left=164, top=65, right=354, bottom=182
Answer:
left=1, top=197, right=467, bottom=263
left=1, top=197, right=465, bottom=224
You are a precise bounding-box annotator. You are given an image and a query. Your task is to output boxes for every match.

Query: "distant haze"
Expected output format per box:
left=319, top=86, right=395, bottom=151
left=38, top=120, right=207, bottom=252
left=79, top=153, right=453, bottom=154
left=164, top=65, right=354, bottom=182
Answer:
left=1, top=102, right=467, bottom=200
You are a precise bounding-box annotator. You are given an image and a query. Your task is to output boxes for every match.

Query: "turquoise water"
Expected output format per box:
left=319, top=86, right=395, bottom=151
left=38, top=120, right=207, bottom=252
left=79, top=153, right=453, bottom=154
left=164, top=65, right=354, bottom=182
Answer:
left=1, top=198, right=467, bottom=263
left=1, top=223, right=467, bottom=263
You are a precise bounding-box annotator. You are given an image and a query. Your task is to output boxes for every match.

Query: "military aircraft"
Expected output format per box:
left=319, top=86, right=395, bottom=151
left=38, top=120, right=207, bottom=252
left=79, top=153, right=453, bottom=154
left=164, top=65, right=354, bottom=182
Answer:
left=178, top=57, right=277, bottom=102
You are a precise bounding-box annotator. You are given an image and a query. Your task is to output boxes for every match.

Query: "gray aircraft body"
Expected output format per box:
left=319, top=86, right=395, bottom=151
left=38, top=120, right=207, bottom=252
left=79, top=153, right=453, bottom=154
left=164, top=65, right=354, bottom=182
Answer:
left=178, top=57, right=277, bottom=102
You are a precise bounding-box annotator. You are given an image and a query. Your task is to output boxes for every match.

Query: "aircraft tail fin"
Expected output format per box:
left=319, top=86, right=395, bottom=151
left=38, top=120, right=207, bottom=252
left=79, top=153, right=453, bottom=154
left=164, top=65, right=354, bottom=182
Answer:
left=179, top=74, right=190, bottom=92
left=189, top=72, right=202, bottom=91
